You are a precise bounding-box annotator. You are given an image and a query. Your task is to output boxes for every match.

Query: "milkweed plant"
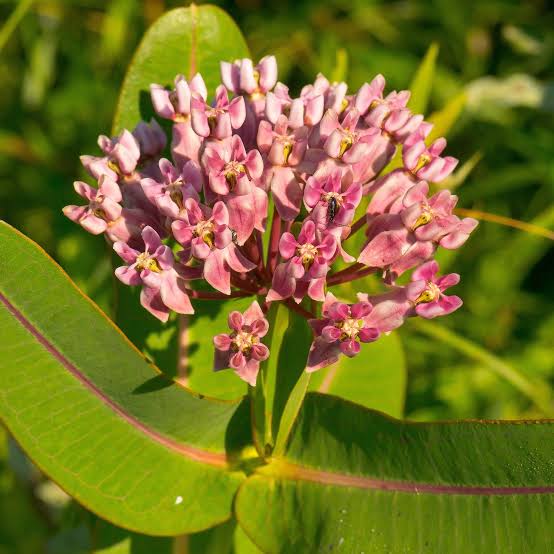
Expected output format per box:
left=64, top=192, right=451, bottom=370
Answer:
left=3, top=5, right=554, bottom=551
left=64, top=56, right=477, bottom=385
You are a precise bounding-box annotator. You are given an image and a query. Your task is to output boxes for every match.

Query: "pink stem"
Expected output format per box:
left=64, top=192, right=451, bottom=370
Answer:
left=328, top=262, right=364, bottom=281
left=344, top=216, right=366, bottom=241
left=283, top=298, right=315, bottom=320
left=240, top=237, right=266, bottom=285
left=231, top=274, right=264, bottom=295
left=267, top=207, right=281, bottom=274
left=327, top=266, right=377, bottom=286
left=187, top=289, right=252, bottom=300
left=255, top=230, right=265, bottom=274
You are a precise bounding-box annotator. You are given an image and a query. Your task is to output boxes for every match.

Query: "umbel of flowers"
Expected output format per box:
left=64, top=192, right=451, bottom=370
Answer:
left=64, top=56, right=477, bottom=386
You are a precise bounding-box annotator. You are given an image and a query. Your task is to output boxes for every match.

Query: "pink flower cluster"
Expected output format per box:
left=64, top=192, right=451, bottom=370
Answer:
left=64, top=56, right=477, bottom=385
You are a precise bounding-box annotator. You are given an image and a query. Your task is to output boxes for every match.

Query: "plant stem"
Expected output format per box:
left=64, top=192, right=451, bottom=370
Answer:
left=345, top=216, right=366, bottom=240
left=0, top=0, right=34, bottom=54
left=328, top=262, right=364, bottom=281
left=283, top=299, right=315, bottom=320
left=249, top=303, right=281, bottom=456
left=267, top=207, right=281, bottom=274
left=186, top=289, right=251, bottom=300
left=176, top=315, right=189, bottom=386
left=327, top=265, right=377, bottom=286
left=255, top=230, right=266, bottom=274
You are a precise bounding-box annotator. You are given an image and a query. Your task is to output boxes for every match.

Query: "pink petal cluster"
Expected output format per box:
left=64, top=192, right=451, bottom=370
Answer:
left=213, top=301, right=270, bottom=386
left=64, top=55, right=477, bottom=385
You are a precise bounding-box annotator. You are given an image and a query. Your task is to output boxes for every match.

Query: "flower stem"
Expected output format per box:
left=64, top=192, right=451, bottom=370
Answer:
left=283, top=298, right=315, bottom=320
left=328, top=262, right=364, bottom=281
left=344, top=216, right=366, bottom=240
left=327, top=265, right=377, bottom=286
left=187, top=289, right=251, bottom=300
left=267, top=207, right=281, bottom=274
left=255, top=230, right=266, bottom=273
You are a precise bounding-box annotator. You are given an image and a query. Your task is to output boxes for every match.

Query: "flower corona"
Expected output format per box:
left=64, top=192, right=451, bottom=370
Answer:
left=64, top=56, right=477, bottom=385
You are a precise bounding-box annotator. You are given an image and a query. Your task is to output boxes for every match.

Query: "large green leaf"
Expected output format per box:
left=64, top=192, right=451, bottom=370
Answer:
left=308, top=332, right=406, bottom=418
left=0, top=221, right=251, bottom=535
left=112, top=4, right=250, bottom=133
left=236, top=393, right=554, bottom=553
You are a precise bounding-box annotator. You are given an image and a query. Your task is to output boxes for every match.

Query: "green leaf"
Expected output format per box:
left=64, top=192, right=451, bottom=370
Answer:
left=112, top=4, right=250, bottom=133
left=410, top=319, right=554, bottom=416
left=426, top=91, right=466, bottom=142
left=308, top=332, right=406, bottom=418
left=188, top=519, right=262, bottom=553
left=0, top=221, right=251, bottom=535
left=236, top=393, right=554, bottom=553
left=91, top=517, right=172, bottom=554
left=408, top=42, right=439, bottom=114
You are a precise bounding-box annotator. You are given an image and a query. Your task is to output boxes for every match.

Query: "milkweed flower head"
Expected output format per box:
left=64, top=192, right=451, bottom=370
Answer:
left=64, top=56, right=477, bottom=386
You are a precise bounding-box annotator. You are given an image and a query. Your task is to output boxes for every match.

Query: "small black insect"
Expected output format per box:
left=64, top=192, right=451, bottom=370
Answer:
left=327, top=196, right=339, bottom=223
left=231, top=229, right=238, bottom=244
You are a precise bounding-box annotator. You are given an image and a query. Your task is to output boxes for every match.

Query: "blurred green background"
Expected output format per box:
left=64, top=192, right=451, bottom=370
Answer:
left=1, top=0, right=553, bottom=551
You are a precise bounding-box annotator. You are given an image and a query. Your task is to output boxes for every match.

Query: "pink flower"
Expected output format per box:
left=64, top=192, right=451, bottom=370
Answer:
left=171, top=199, right=256, bottom=294
left=358, top=209, right=436, bottom=278
left=366, top=169, right=417, bottom=216
left=319, top=108, right=377, bottom=164
left=220, top=56, right=277, bottom=96
left=362, top=180, right=477, bottom=276
left=353, top=74, right=386, bottom=115
left=258, top=115, right=310, bottom=220
left=150, top=74, right=208, bottom=168
left=304, top=167, right=362, bottom=228
left=401, top=181, right=478, bottom=248
left=98, top=130, right=140, bottom=175
left=258, top=115, right=309, bottom=167
left=365, top=91, right=423, bottom=144
left=191, top=85, right=246, bottom=139
left=113, top=226, right=193, bottom=322
left=203, top=135, right=263, bottom=196
left=132, top=119, right=167, bottom=160
left=202, top=135, right=265, bottom=244
left=306, top=292, right=380, bottom=371
left=267, top=220, right=336, bottom=303
left=141, top=158, right=202, bottom=218
left=266, top=82, right=324, bottom=128
left=359, top=260, right=462, bottom=330
left=402, top=130, right=458, bottom=182
left=150, top=74, right=207, bottom=121
left=81, top=129, right=140, bottom=181
left=313, top=74, right=349, bottom=113
left=213, top=301, right=270, bottom=386
left=408, top=260, right=463, bottom=318
left=63, top=176, right=122, bottom=234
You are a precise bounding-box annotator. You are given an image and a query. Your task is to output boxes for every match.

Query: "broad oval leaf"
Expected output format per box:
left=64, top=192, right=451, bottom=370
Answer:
left=0, top=221, right=251, bottom=535
left=112, top=4, right=250, bottom=133
left=236, top=393, right=554, bottom=553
